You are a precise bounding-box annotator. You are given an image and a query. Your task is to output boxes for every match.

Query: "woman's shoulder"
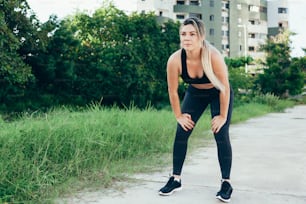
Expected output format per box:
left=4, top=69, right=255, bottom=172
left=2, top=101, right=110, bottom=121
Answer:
left=208, top=44, right=223, bottom=61
left=169, top=49, right=182, bottom=60
left=167, top=49, right=182, bottom=64
left=167, top=49, right=182, bottom=71
left=207, top=43, right=221, bottom=55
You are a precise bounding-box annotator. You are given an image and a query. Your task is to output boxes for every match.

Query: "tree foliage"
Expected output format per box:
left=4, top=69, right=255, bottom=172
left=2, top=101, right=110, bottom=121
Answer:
left=42, top=5, right=181, bottom=108
left=0, top=0, right=60, bottom=110
left=0, top=1, right=181, bottom=112
left=257, top=31, right=304, bottom=97
left=2, top=1, right=304, bottom=113
left=0, top=0, right=33, bottom=105
left=225, top=56, right=253, bottom=69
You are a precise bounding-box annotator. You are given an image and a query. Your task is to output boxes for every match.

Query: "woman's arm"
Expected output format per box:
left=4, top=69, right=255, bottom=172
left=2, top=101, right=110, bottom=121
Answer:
left=167, top=53, right=181, bottom=118
left=210, top=49, right=230, bottom=133
left=167, top=51, right=195, bottom=131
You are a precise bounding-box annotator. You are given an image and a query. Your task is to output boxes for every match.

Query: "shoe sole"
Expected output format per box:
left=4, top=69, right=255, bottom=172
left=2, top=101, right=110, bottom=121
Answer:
left=216, top=195, right=231, bottom=203
left=158, top=186, right=183, bottom=196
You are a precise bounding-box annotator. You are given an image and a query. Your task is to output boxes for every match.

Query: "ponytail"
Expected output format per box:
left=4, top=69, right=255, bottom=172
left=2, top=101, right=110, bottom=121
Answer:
left=201, top=40, right=225, bottom=93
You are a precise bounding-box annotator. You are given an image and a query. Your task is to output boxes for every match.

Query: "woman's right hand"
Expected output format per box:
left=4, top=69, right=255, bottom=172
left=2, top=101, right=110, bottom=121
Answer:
left=176, top=113, right=195, bottom=131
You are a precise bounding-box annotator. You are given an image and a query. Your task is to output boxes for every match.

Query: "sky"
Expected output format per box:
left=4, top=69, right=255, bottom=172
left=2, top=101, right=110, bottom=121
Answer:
left=287, top=0, right=306, bottom=57
left=27, top=0, right=305, bottom=57
left=27, top=0, right=137, bottom=21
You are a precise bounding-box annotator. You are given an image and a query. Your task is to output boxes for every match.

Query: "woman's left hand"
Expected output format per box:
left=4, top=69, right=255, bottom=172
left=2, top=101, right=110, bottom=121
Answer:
left=211, top=115, right=226, bottom=133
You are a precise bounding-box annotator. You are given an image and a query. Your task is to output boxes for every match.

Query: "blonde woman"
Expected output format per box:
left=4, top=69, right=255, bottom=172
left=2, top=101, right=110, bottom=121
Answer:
left=158, top=17, right=234, bottom=203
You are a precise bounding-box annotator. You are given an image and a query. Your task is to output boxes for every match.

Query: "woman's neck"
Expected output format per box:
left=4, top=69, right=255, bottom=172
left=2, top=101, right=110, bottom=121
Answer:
left=185, top=47, right=202, bottom=61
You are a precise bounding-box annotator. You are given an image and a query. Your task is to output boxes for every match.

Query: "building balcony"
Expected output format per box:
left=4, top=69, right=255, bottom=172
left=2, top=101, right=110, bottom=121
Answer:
left=173, top=4, right=203, bottom=13
left=248, top=25, right=268, bottom=34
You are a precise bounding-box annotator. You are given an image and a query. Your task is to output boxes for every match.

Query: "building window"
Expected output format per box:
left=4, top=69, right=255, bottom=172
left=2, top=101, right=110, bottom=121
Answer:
left=159, top=11, right=163, bottom=16
left=190, top=0, right=199, bottom=6
left=222, top=17, right=229, bottom=23
left=249, top=20, right=255, bottom=25
left=222, top=31, right=229, bottom=36
left=222, top=3, right=229, bottom=9
left=222, top=44, right=229, bottom=50
left=260, top=6, right=267, bottom=13
left=278, top=7, right=288, bottom=14
left=209, top=28, right=214, bottom=36
left=210, top=15, right=214, bottom=21
left=210, top=0, right=214, bottom=7
left=176, top=14, right=185, bottom=19
left=249, top=5, right=259, bottom=12
left=249, top=33, right=255, bottom=38
left=249, top=46, right=255, bottom=51
left=190, top=13, right=202, bottom=19
left=279, top=23, right=283, bottom=28
left=177, top=0, right=185, bottom=5
left=237, top=4, right=241, bottom=10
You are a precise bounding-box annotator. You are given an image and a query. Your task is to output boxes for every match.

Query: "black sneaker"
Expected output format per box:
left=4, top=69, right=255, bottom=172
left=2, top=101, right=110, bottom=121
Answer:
left=159, top=176, right=182, bottom=196
left=216, top=180, right=233, bottom=203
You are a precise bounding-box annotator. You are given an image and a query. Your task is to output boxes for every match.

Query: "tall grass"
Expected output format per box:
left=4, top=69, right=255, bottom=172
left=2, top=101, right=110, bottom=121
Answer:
left=0, top=96, right=296, bottom=203
left=0, top=105, right=177, bottom=203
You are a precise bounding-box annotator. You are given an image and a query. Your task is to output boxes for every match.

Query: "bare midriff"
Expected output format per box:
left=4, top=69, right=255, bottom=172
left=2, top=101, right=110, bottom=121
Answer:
left=191, top=83, right=214, bottom=89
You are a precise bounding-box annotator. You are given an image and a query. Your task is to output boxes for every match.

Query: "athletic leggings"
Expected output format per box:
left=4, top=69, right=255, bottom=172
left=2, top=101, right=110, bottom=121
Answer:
left=172, top=85, right=234, bottom=179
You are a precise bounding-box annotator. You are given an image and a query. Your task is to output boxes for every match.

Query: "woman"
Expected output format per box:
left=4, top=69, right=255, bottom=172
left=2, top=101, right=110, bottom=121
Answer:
left=158, top=17, right=234, bottom=203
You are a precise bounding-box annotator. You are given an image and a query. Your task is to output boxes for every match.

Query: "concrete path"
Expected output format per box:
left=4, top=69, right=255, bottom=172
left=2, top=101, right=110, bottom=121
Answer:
left=60, top=105, right=306, bottom=204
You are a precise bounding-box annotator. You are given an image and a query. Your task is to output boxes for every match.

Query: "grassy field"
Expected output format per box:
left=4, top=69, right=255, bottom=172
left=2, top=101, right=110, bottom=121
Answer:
left=0, top=98, right=296, bottom=203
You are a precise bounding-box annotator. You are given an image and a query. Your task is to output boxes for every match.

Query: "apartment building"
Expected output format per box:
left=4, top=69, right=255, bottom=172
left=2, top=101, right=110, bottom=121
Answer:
left=136, top=0, right=268, bottom=61
left=267, top=0, right=289, bottom=37
left=230, top=0, right=268, bottom=60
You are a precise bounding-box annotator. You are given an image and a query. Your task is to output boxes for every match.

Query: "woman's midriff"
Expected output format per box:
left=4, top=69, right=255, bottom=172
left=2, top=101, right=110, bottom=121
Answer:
left=191, top=83, right=214, bottom=89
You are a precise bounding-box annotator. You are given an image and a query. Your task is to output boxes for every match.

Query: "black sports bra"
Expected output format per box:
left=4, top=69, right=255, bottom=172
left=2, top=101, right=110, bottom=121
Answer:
left=181, top=49, right=211, bottom=84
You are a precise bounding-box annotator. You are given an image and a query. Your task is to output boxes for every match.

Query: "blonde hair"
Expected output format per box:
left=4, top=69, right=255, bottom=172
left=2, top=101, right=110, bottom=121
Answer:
left=181, top=17, right=225, bottom=92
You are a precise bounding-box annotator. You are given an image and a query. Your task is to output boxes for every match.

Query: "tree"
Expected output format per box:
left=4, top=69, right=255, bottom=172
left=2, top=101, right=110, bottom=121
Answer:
left=0, top=2, right=33, bottom=107
left=58, top=4, right=180, bottom=107
left=28, top=17, right=80, bottom=104
left=288, top=57, right=305, bottom=95
left=1, top=0, right=60, bottom=111
left=1, top=1, right=181, bottom=111
left=257, top=31, right=304, bottom=97
left=225, top=56, right=253, bottom=69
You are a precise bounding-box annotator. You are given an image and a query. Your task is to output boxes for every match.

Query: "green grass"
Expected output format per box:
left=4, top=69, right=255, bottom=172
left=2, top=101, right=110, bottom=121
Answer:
left=0, top=98, right=297, bottom=203
left=0, top=105, right=178, bottom=203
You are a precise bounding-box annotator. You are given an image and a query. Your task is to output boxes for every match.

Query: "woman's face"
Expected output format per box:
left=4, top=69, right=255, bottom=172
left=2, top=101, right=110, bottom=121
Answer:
left=180, top=24, right=203, bottom=51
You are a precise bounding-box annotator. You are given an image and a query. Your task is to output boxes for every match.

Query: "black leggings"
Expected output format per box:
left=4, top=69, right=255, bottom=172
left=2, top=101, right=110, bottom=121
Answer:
left=172, top=85, right=234, bottom=179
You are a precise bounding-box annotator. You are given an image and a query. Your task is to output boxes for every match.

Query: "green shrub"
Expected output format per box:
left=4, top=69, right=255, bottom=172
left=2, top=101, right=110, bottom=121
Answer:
left=253, top=93, right=295, bottom=112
